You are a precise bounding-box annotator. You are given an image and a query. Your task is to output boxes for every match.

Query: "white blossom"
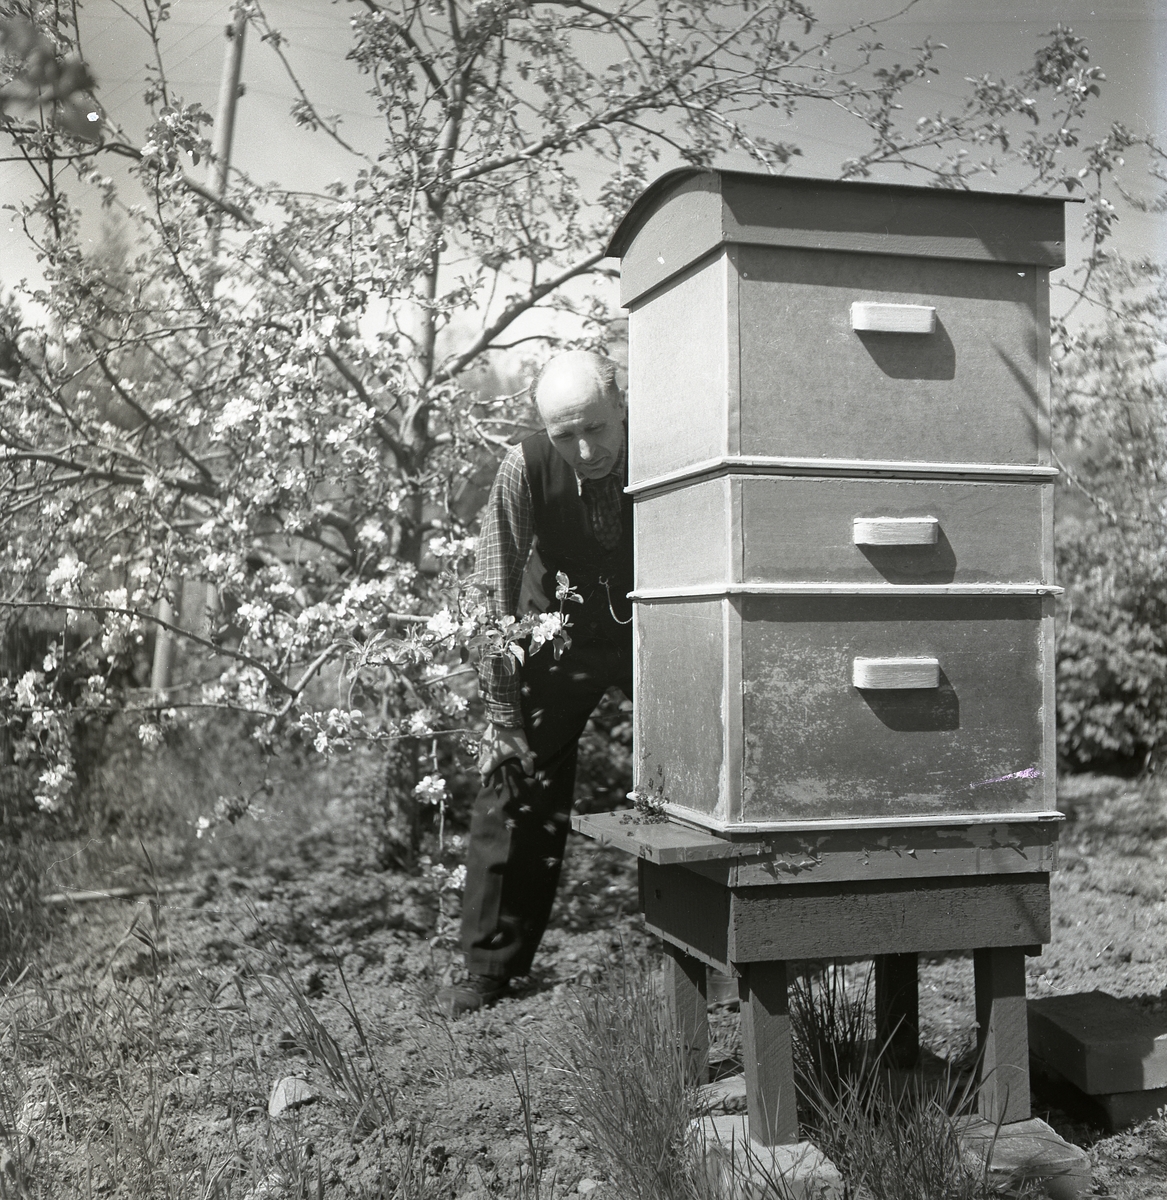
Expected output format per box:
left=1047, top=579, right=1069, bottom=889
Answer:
left=413, top=774, right=448, bottom=806
left=427, top=535, right=476, bottom=561
left=138, top=723, right=164, bottom=748
left=358, top=520, right=387, bottom=546
left=15, top=671, right=40, bottom=708
left=215, top=395, right=258, bottom=432
left=46, top=553, right=86, bottom=599
left=408, top=709, right=437, bottom=737
left=528, top=610, right=566, bottom=651
left=35, top=764, right=74, bottom=812
left=425, top=609, right=459, bottom=640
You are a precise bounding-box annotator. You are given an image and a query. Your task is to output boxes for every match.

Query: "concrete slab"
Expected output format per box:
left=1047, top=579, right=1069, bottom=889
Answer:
left=693, top=1115, right=845, bottom=1200
left=1031, top=1055, right=1167, bottom=1132
left=1028, top=991, right=1167, bottom=1095
left=957, top=1115, right=1091, bottom=1200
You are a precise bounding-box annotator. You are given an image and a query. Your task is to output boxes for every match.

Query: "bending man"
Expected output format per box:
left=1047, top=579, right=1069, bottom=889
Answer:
left=438, top=350, right=633, bottom=1017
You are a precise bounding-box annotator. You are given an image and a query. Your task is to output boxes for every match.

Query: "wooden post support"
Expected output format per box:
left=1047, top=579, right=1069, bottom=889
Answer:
left=974, top=946, right=1031, bottom=1123
left=875, top=952, right=920, bottom=1069
left=738, top=960, right=798, bottom=1146
left=663, top=943, right=708, bottom=1086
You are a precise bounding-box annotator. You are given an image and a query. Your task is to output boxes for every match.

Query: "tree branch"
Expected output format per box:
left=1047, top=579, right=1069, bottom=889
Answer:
left=359, top=0, right=450, bottom=103
left=0, top=599, right=294, bottom=696
left=92, top=352, right=218, bottom=489
left=0, top=448, right=218, bottom=498
left=436, top=248, right=608, bottom=381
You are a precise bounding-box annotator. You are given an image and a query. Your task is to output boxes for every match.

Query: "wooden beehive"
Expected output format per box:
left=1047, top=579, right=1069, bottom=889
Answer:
left=608, top=169, right=1070, bottom=831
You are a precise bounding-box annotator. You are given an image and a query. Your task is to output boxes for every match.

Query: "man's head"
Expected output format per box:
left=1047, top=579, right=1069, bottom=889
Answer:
left=533, top=350, right=625, bottom=480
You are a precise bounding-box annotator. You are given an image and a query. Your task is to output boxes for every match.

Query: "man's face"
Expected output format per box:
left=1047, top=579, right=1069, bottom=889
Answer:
left=536, top=367, right=625, bottom=481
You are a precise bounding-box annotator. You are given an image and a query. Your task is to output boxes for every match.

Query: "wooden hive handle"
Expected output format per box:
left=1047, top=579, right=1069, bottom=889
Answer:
left=850, top=302, right=936, bottom=334
left=853, top=516, right=939, bottom=546
left=853, top=657, right=941, bottom=690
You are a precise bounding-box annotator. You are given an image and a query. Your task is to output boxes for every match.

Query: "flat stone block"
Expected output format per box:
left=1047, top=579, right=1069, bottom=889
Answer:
left=1092, top=1084, right=1167, bottom=1131
left=1029, top=991, right=1167, bottom=1094
left=693, top=1116, right=844, bottom=1200
left=957, top=1115, right=1091, bottom=1200
left=696, top=1073, right=748, bottom=1114
left=1031, top=1056, right=1167, bottom=1133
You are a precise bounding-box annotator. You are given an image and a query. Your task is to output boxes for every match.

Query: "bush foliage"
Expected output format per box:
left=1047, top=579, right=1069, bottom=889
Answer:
left=1054, top=257, right=1167, bottom=771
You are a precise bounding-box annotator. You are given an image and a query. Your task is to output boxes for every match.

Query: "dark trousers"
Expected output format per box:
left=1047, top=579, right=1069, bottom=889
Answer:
left=461, top=637, right=633, bottom=979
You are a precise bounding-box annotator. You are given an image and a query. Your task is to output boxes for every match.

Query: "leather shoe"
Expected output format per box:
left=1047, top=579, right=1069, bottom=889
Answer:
left=436, top=974, right=508, bottom=1018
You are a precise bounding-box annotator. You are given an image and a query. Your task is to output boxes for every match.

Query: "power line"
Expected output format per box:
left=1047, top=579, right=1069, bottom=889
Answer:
left=83, top=12, right=225, bottom=114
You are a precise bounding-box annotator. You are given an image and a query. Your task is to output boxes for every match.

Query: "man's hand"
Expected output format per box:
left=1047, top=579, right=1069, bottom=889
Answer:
left=478, top=723, right=536, bottom=778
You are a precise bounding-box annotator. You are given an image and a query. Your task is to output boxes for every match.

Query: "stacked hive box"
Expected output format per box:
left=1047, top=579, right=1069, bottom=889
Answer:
left=608, top=169, right=1068, bottom=831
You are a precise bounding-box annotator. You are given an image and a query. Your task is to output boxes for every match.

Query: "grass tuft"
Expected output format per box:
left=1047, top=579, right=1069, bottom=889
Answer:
left=246, top=945, right=397, bottom=1139
left=793, top=960, right=1043, bottom=1200
left=790, top=961, right=875, bottom=1115
left=552, top=962, right=718, bottom=1200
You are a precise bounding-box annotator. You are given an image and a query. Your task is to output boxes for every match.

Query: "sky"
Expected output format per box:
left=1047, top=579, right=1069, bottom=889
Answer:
left=1, top=0, right=1165, bottom=319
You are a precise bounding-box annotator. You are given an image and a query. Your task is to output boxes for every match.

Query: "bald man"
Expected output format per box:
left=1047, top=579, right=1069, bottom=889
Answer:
left=438, top=350, right=634, bottom=1017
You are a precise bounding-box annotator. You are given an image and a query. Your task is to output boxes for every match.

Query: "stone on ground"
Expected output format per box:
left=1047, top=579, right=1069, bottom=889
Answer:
left=957, top=1115, right=1091, bottom=1200
left=694, top=1113, right=844, bottom=1200
left=268, top=1076, right=321, bottom=1118
left=696, top=1073, right=748, bottom=1114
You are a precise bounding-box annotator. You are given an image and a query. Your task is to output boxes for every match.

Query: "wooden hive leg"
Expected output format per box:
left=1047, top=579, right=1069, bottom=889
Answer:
left=663, top=942, right=708, bottom=1086
left=875, top=952, right=920, bottom=1069
left=738, top=961, right=798, bottom=1146
left=974, top=946, right=1031, bottom=1123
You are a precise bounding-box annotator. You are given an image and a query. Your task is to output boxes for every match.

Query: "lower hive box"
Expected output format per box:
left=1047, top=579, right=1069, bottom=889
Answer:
left=633, top=593, right=1057, bottom=829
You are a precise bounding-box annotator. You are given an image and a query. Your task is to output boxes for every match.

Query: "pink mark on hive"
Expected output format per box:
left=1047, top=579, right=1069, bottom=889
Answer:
left=970, top=767, right=1042, bottom=789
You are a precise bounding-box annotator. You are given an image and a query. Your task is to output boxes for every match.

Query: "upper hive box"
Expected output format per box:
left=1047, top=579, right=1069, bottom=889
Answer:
left=609, top=169, right=1067, bottom=488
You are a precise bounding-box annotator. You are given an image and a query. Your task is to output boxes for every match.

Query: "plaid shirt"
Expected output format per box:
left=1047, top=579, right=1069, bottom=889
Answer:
left=474, top=437, right=626, bottom=727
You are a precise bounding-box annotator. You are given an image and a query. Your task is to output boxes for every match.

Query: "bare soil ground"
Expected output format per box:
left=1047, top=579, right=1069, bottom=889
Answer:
left=2, top=774, right=1165, bottom=1199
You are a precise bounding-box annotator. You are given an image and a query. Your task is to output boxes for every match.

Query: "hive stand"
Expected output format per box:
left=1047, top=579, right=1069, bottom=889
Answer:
left=574, top=811, right=1058, bottom=1145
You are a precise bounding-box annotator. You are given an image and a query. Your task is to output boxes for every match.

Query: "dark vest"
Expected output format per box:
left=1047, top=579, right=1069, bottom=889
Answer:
left=521, top=430, right=634, bottom=643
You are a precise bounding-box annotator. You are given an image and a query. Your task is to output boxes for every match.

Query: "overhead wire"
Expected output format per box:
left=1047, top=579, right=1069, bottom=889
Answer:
left=83, top=14, right=227, bottom=115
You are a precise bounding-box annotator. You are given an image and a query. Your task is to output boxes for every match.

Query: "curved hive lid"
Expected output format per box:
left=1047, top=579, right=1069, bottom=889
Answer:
left=607, top=167, right=1075, bottom=308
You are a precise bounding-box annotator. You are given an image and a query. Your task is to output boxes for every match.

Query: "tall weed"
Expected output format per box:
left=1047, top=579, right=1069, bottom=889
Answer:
left=552, top=963, right=716, bottom=1200
left=244, top=937, right=396, bottom=1138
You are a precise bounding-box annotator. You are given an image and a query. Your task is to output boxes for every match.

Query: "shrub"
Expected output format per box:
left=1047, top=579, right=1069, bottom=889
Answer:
left=1056, top=518, right=1167, bottom=770
left=1053, top=259, right=1167, bottom=772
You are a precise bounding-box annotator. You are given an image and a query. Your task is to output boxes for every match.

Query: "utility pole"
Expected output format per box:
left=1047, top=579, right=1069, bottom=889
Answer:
left=151, top=8, right=246, bottom=699
left=206, top=6, right=248, bottom=274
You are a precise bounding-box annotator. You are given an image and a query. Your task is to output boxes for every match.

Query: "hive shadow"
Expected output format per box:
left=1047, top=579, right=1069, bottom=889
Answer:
left=859, top=667, right=961, bottom=732
left=855, top=318, right=956, bottom=380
